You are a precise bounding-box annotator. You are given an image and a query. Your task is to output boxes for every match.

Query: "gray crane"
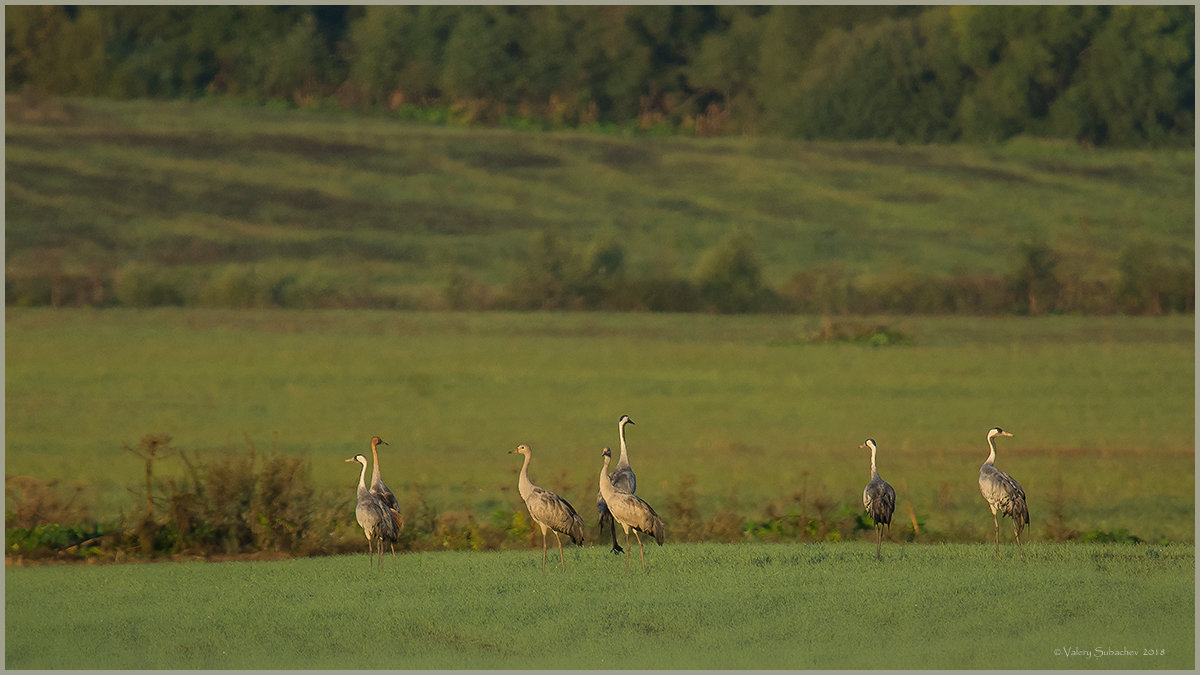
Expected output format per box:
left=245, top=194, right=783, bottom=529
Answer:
left=509, top=444, right=585, bottom=571
left=597, top=414, right=636, bottom=555
left=858, top=439, right=896, bottom=560
left=368, top=436, right=405, bottom=535
left=978, top=427, right=1029, bottom=559
left=598, top=446, right=664, bottom=572
left=346, top=453, right=399, bottom=567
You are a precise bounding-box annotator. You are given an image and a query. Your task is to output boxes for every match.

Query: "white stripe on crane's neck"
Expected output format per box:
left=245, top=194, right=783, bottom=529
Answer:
left=357, top=456, right=369, bottom=490
left=985, top=435, right=997, bottom=465
left=869, top=442, right=880, bottom=480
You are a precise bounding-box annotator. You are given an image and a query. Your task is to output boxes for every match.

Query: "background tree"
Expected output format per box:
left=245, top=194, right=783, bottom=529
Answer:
left=695, top=230, right=768, bottom=314
left=3, top=5, right=1193, bottom=144
left=1056, top=5, right=1194, bottom=146
left=1011, top=241, right=1063, bottom=316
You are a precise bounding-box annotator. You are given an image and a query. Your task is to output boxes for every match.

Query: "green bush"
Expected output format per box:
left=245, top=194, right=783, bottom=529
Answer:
left=6, top=523, right=105, bottom=557
left=113, top=263, right=188, bottom=307
left=694, top=230, right=770, bottom=313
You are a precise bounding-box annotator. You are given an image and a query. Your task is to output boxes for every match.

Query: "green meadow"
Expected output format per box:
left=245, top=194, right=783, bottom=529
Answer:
left=5, top=308, right=1193, bottom=545
left=5, top=96, right=1193, bottom=311
left=5, top=542, right=1193, bottom=670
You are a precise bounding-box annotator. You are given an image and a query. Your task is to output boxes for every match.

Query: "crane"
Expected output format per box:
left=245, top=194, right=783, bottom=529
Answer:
left=978, top=427, right=1029, bottom=559
left=598, top=446, right=663, bottom=572
left=858, top=439, right=896, bottom=560
left=597, top=414, right=636, bottom=554
left=368, top=436, right=405, bottom=534
left=509, top=444, right=585, bottom=571
left=346, top=454, right=399, bottom=567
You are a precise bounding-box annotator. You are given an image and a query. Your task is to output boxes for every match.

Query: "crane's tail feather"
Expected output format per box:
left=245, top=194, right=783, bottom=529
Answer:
left=1013, top=500, right=1030, bottom=534
left=390, top=509, right=405, bottom=532
left=569, top=516, right=585, bottom=546
left=651, top=516, right=664, bottom=546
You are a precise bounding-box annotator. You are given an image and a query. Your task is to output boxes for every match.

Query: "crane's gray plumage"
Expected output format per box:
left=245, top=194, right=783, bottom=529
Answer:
left=346, top=453, right=399, bottom=567
left=978, top=427, right=1029, bottom=558
left=598, top=446, right=663, bottom=572
left=858, top=439, right=896, bottom=560
left=510, top=444, right=585, bottom=571
left=368, top=436, right=405, bottom=534
left=597, top=414, right=636, bottom=554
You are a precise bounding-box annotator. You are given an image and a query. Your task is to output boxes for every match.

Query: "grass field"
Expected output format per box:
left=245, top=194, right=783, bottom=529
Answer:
left=5, top=308, right=1193, bottom=546
left=4, top=542, right=1193, bottom=669
left=5, top=96, right=1193, bottom=308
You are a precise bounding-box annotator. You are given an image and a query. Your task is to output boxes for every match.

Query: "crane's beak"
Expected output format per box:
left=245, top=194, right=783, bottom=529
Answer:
left=1002, top=431, right=1014, bottom=437
left=344, top=457, right=356, bottom=463
left=380, top=439, right=389, bottom=445
left=858, top=443, right=868, bottom=449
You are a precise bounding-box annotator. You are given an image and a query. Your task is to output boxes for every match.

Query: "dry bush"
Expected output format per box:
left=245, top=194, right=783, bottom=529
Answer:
left=6, top=86, right=80, bottom=124
left=5, top=475, right=91, bottom=530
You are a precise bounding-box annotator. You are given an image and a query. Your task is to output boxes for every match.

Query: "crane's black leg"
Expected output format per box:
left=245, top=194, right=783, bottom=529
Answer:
left=634, top=530, right=646, bottom=573
left=609, top=517, right=624, bottom=554
left=554, top=531, right=566, bottom=572
left=876, top=524, right=882, bottom=560
left=993, top=513, right=1000, bottom=557
left=1014, top=523, right=1024, bottom=560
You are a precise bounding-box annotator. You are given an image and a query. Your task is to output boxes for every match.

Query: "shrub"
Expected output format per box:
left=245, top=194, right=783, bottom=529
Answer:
left=113, top=262, right=188, bottom=307
left=1117, top=241, right=1195, bottom=315
left=6, top=523, right=106, bottom=558
left=5, top=475, right=92, bottom=530
left=694, top=229, right=769, bottom=313
left=806, top=317, right=914, bottom=346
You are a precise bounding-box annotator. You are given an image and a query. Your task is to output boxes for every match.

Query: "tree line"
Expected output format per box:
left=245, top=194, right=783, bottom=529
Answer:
left=5, top=5, right=1194, bottom=146
left=9, top=229, right=1193, bottom=317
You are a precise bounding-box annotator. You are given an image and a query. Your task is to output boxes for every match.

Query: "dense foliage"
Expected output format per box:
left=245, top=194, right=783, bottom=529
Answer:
left=6, top=5, right=1194, bottom=146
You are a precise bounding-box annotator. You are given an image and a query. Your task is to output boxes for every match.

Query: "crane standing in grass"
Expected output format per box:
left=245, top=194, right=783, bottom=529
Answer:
left=978, top=427, right=1029, bottom=559
left=346, top=453, right=399, bottom=567
left=368, top=436, right=405, bottom=535
left=598, top=446, right=663, bottom=572
left=509, top=444, right=585, bottom=571
left=597, top=415, right=636, bottom=554
left=858, top=439, right=896, bottom=560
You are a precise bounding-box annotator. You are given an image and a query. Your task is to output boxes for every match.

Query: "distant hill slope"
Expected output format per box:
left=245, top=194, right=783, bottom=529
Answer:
left=5, top=96, right=1194, bottom=314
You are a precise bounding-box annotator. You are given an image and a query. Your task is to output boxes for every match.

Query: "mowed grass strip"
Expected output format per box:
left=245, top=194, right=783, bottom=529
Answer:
left=5, top=309, right=1194, bottom=543
left=5, top=542, right=1193, bottom=670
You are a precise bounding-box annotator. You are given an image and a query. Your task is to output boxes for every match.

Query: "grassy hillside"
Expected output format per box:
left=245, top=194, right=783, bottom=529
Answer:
left=6, top=542, right=1194, bottom=669
left=5, top=96, right=1194, bottom=311
left=6, top=309, right=1193, bottom=551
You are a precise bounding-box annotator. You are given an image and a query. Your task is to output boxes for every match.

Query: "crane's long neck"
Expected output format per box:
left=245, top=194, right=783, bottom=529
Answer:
left=984, top=436, right=997, bottom=465
left=618, top=420, right=630, bottom=464
left=370, top=440, right=383, bottom=485
left=357, top=460, right=369, bottom=493
left=869, top=445, right=880, bottom=481
left=598, top=456, right=615, bottom=497
left=517, top=452, right=534, bottom=501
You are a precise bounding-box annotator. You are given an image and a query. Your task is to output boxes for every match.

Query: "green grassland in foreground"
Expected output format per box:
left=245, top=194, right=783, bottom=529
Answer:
left=4, top=542, right=1193, bottom=670
left=4, top=309, right=1194, bottom=545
